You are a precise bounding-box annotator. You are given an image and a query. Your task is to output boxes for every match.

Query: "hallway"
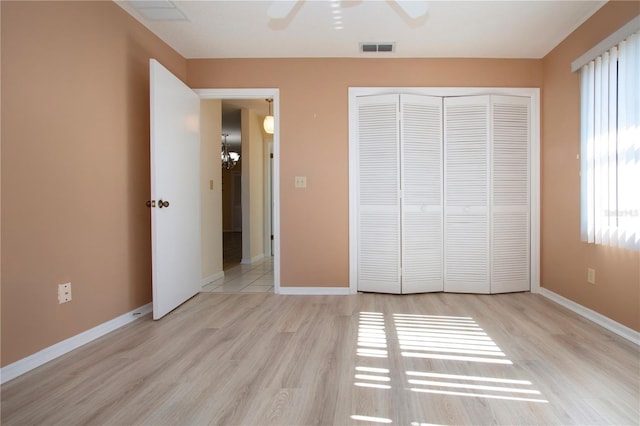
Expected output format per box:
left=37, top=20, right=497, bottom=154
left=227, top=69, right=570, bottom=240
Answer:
left=202, top=255, right=274, bottom=293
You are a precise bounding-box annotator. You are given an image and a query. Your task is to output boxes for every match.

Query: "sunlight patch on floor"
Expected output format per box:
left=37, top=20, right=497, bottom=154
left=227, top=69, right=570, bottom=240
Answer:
left=357, top=312, right=388, bottom=358
left=354, top=382, right=392, bottom=389
left=394, top=313, right=548, bottom=404
left=407, top=371, right=533, bottom=385
left=352, top=311, right=549, bottom=425
left=351, top=414, right=393, bottom=423
left=353, top=312, right=393, bottom=420
left=410, top=387, right=549, bottom=403
left=394, top=313, right=511, bottom=364
left=354, top=365, right=392, bottom=389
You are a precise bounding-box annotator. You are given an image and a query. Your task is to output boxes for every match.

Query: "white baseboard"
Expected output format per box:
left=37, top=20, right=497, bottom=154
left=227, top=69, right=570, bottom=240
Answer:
left=201, top=271, right=224, bottom=286
left=538, top=287, right=639, bottom=345
left=0, top=303, right=152, bottom=384
left=277, top=286, right=351, bottom=295
left=241, top=253, right=265, bottom=265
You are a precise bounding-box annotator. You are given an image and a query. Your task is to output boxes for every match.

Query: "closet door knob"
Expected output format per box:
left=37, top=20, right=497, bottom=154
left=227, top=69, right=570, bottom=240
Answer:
left=158, top=200, right=170, bottom=208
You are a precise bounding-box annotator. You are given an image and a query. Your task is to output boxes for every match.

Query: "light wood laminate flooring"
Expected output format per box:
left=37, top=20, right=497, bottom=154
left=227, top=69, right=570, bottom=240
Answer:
left=2, top=292, right=638, bottom=425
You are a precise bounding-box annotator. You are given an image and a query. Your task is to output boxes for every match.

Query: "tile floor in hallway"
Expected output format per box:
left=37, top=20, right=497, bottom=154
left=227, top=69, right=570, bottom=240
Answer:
left=202, top=256, right=274, bottom=293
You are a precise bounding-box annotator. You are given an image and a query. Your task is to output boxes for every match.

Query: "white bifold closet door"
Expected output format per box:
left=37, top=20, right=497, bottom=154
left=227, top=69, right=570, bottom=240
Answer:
left=356, top=95, right=402, bottom=293
left=356, top=93, right=530, bottom=295
left=401, top=95, right=444, bottom=293
left=444, top=95, right=530, bottom=294
left=490, top=95, right=530, bottom=293
left=444, top=96, right=491, bottom=293
left=356, top=94, right=443, bottom=294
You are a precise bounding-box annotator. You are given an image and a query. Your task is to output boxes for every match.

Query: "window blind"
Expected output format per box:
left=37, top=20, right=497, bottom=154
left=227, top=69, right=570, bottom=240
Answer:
left=580, top=31, right=639, bottom=251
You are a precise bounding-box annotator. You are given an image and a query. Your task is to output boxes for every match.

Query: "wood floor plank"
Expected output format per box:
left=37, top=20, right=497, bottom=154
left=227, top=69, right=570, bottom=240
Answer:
left=2, top=292, right=638, bottom=425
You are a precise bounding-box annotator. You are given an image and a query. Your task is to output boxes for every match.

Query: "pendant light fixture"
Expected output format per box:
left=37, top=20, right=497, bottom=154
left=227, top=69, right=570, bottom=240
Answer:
left=263, top=99, right=274, bottom=134
left=221, top=133, right=239, bottom=170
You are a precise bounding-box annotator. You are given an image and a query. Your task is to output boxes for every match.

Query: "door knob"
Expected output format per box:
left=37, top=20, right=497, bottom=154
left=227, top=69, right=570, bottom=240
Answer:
left=158, top=200, right=170, bottom=208
left=146, top=200, right=156, bottom=208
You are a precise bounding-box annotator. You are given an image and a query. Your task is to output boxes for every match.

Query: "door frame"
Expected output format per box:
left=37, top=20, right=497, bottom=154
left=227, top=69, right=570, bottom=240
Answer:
left=196, top=88, right=280, bottom=294
left=348, top=87, right=540, bottom=295
left=265, top=141, right=274, bottom=257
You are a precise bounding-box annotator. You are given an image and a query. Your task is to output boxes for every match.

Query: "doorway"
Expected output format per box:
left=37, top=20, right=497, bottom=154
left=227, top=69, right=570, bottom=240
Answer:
left=220, top=102, right=243, bottom=270
left=222, top=169, right=242, bottom=269
left=199, top=90, right=279, bottom=293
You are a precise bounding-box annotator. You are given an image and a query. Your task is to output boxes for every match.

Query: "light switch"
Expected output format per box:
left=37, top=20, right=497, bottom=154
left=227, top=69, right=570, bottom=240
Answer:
left=294, top=176, right=307, bottom=188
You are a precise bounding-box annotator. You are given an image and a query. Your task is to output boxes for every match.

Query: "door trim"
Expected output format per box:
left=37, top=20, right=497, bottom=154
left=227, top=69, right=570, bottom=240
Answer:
left=195, top=88, right=280, bottom=294
left=348, top=87, right=540, bottom=295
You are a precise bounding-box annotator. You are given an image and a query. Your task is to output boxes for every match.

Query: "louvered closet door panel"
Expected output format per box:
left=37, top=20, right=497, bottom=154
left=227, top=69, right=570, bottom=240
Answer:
left=357, top=95, right=401, bottom=294
left=400, top=94, right=443, bottom=293
left=444, top=96, right=491, bottom=293
left=491, top=96, right=530, bottom=293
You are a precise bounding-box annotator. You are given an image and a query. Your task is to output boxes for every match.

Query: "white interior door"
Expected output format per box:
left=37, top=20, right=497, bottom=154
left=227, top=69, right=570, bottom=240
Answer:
left=444, top=96, right=491, bottom=294
left=356, top=95, right=401, bottom=293
left=400, top=94, right=444, bottom=293
left=150, top=59, right=201, bottom=320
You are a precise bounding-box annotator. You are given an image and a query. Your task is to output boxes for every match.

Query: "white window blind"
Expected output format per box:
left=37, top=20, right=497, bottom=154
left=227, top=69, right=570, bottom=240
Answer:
left=580, top=30, right=640, bottom=251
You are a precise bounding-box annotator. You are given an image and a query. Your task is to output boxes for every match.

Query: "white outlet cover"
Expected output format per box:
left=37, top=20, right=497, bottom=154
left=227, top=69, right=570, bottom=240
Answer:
left=294, top=176, right=307, bottom=188
left=58, top=283, right=72, bottom=303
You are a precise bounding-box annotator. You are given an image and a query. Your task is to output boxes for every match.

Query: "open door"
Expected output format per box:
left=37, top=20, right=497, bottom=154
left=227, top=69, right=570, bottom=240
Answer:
left=150, top=59, right=201, bottom=320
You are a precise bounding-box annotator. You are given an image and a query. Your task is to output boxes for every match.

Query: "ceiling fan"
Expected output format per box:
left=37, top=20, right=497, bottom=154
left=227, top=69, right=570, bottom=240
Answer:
left=267, top=0, right=430, bottom=21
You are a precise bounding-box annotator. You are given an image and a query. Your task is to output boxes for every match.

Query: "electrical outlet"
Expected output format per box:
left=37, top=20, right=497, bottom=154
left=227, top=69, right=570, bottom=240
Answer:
left=587, top=268, right=596, bottom=285
left=58, top=283, right=72, bottom=304
left=294, top=176, right=307, bottom=188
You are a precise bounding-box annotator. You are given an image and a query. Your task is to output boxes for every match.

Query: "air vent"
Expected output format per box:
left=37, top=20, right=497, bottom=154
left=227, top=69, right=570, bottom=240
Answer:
left=360, top=42, right=396, bottom=53
left=128, top=0, right=187, bottom=21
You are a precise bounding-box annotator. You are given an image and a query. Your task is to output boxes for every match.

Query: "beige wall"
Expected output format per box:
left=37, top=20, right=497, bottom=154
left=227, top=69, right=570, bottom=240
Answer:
left=188, top=58, right=543, bottom=286
left=200, top=100, right=223, bottom=282
left=541, top=1, right=640, bottom=331
left=0, top=2, right=4, bottom=354
left=1, top=1, right=186, bottom=366
left=240, top=109, right=265, bottom=263
left=249, top=110, right=265, bottom=261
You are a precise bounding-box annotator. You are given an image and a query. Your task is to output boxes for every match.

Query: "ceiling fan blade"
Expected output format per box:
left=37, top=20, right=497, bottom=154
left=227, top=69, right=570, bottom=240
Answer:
left=395, top=0, right=429, bottom=19
left=267, top=0, right=299, bottom=19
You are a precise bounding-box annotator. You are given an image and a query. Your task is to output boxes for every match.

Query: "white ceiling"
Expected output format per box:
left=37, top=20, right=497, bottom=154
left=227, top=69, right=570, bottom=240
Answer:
left=116, top=0, right=606, bottom=59
left=122, top=0, right=606, bottom=151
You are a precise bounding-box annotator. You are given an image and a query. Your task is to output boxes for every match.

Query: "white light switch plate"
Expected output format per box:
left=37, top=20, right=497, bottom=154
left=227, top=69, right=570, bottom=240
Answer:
left=294, top=176, right=307, bottom=188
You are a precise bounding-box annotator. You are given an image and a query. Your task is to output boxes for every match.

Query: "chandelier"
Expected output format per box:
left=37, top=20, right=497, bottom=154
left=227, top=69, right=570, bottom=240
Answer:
left=221, top=133, right=240, bottom=170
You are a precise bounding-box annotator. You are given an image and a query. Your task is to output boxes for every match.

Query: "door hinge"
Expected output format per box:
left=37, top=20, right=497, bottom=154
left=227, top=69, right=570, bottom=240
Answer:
left=271, top=235, right=274, bottom=240
left=270, top=153, right=274, bottom=159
